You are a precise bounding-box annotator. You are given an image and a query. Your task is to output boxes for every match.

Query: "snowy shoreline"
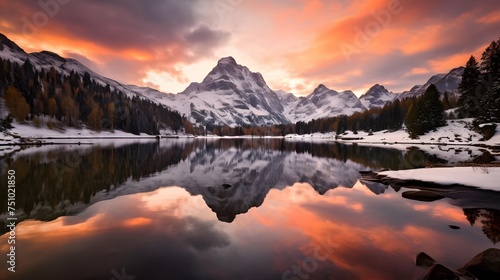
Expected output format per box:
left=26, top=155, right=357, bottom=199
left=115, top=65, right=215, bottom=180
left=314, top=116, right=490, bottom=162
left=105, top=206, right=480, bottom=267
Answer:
left=377, top=166, right=500, bottom=192
left=2, top=118, right=500, bottom=149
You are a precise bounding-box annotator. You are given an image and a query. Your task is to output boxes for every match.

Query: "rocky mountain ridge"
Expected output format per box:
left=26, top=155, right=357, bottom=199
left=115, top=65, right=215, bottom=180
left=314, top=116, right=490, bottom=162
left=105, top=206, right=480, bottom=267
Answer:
left=0, top=33, right=464, bottom=127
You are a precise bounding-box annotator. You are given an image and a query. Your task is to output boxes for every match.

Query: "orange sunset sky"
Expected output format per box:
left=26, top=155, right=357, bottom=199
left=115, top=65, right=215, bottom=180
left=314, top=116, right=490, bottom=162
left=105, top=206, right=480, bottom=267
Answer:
left=1, top=0, right=499, bottom=96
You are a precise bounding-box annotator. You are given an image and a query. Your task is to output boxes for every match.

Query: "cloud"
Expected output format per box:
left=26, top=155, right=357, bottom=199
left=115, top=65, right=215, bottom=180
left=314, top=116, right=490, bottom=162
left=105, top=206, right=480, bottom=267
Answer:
left=184, top=25, right=230, bottom=57
left=1, top=0, right=499, bottom=95
left=0, top=0, right=230, bottom=88
left=278, top=0, right=500, bottom=94
left=477, top=11, right=500, bottom=24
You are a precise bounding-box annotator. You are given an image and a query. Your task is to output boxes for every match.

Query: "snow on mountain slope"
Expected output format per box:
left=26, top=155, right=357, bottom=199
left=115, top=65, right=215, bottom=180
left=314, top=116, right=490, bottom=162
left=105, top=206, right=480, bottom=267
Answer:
left=397, top=67, right=464, bottom=100
left=275, top=89, right=301, bottom=120
left=175, top=57, right=289, bottom=127
left=275, top=90, right=299, bottom=104
left=285, top=84, right=367, bottom=123
left=359, top=84, right=397, bottom=109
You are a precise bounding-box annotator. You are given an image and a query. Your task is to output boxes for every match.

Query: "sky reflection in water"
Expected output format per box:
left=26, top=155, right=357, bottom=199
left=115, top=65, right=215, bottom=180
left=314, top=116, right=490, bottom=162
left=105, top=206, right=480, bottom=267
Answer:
left=0, top=139, right=498, bottom=280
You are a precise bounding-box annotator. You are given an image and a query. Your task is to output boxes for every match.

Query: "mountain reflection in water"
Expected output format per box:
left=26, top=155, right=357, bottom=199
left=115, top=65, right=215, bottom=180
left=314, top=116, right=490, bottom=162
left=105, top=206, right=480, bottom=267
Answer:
left=0, top=139, right=498, bottom=280
left=0, top=139, right=436, bottom=225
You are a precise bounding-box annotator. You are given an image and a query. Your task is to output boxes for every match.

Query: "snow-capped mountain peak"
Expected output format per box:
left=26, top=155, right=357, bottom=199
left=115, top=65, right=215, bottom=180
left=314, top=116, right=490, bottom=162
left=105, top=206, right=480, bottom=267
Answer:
left=359, top=84, right=396, bottom=109
left=311, top=84, right=329, bottom=94
left=397, top=67, right=464, bottom=100
left=275, top=90, right=298, bottom=104
left=284, top=84, right=367, bottom=123
left=201, top=56, right=267, bottom=89
left=217, top=56, right=237, bottom=65
left=175, top=56, right=289, bottom=126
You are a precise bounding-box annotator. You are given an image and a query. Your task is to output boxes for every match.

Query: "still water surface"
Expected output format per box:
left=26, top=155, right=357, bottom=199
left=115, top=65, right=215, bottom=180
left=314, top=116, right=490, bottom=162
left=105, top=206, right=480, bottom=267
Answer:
left=0, top=139, right=499, bottom=280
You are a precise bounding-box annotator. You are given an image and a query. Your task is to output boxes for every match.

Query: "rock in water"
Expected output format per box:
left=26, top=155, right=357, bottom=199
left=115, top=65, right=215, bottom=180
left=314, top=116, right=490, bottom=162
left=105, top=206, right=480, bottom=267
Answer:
left=423, top=264, right=458, bottom=280
left=416, top=252, right=436, bottom=267
left=402, top=190, right=444, bottom=202
left=463, top=248, right=500, bottom=280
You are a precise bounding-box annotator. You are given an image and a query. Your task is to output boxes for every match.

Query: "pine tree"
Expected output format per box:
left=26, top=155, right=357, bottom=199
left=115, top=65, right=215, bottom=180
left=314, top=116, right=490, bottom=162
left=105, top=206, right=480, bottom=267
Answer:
left=405, top=84, right=445, bottom=138
left=336, top=115, right=348, bottom=135
left=424, top=84, right=446, bottom=129
left=442, top=91, right=451, bottom=110
left=458, top=56, right=481, bottom=117
left=480, top=39, right=500, bottom=82
left=405, top=103, right=423, bottom=138
left=387, top=99, right=404, bottom=130
left=475, top=38, right=500, bottom=124
left=463, top=209, right=481, bottom=226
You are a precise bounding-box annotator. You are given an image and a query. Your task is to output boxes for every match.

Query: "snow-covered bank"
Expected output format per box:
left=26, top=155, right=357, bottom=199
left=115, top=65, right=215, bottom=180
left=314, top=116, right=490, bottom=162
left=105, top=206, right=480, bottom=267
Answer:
left=284, top=119, right=500, bottom=162
left=0, top=122, right=189, bottom=157
left=8, top=123, right=158, bottom=139
left=379, top=167, right=500, bottom=191
left=1, top=122, right=191, bottom=143
left=286, top=119, right=500, bottom=146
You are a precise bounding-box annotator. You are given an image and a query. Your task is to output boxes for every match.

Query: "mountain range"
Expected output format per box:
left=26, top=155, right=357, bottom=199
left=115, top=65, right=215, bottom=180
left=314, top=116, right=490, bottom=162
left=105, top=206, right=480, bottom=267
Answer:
left=0, top=33, right=463, bottom=128
left=397, top=67, right=464, bottom=100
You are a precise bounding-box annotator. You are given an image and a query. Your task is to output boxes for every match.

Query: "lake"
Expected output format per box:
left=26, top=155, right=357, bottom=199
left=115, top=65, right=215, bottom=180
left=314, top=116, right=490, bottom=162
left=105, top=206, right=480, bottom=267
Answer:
left=1, top=139, right=499, bottom=280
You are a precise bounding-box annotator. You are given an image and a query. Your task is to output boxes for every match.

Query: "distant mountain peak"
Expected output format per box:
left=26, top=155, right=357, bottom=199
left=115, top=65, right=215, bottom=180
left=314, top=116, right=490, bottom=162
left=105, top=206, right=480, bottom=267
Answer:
left=309, top=84, right=333, bottom=97
left=362, top=84, right=390, bottom=96
left=369, top=84, right=385, bottom=90
left=275, top=90, right=298, bottom=105
left=315, top=83, right=329, bottom=91
left=283, top=83, right=366, bottom=122
left=397, top=67, right=464, bottom=100
left=359, top=84, right=396, bottom=109
left=217, top=56, right=237, bottom=65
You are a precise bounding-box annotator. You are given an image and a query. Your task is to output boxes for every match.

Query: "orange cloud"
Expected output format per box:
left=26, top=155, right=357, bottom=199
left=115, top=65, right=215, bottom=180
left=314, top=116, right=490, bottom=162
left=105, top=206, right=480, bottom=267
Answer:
left=3, top=0, right=500, bottom=96
left=411, top=202, right=467, bottom=224
left=408, top=67, right=431, bottom=75
left=400, top=25, right=445, bottom=55
left=477, top=11, right=500, bottom=24
left=429, top=43, right=489, bottom=72
left=122, top=217, right=153, bottom=227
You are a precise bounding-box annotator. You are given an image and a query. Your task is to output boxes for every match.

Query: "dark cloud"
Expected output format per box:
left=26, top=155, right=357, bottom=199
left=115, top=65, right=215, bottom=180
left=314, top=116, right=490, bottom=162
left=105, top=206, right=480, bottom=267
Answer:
left=56, top=0, right=210, bottom=49
left=181, top=217, right=231, bottom=251
left=0, top=0, right=233, bottom=89
left=0, top=0, right=229, bottom=67
left=185, top=25, right=229, bottom=46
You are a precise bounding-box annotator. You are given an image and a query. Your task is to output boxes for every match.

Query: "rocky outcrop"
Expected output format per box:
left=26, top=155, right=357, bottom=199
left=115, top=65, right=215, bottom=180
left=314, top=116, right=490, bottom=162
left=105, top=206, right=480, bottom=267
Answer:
left=416, top=252, right=436, bottom=268
left=415, top=249, right=500, bottom=280
left=423, top=264, right=458, bottom=280
left=463, top=248, right=500, bottom=280
left=402, top=190, right=444, bottom=202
